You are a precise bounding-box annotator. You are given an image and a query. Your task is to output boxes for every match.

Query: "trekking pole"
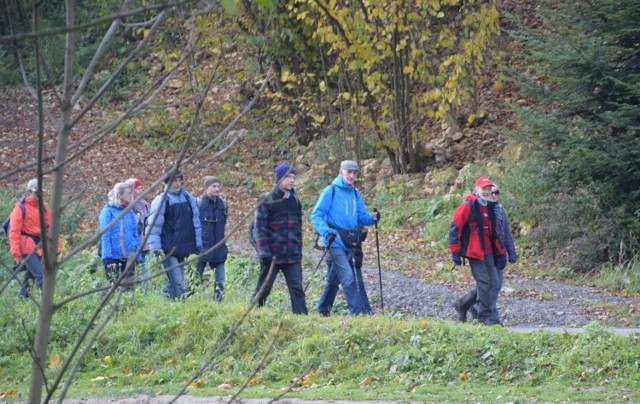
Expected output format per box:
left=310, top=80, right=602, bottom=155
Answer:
left=453, top=263, right=470, bottom=286
left=304, top=238, right=333, bottom=293
left=373, top=208, right=384, bottom=311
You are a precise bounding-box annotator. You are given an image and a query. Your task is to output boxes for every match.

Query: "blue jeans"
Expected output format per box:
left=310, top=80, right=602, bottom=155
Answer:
left=19, top=254, right=43, bottom=298
left=197, top=261, right=225, bottom=301
left=326, top=248, right=367, bottom=315
left=138, top=250, right=150, bottom=290
left=253, top=260, right=308, bottom=314
left=163, top=255, right=186, bottom=299
left=468, top=255, right=499, bottom=325
left=317, top=257, right=370, bottom=315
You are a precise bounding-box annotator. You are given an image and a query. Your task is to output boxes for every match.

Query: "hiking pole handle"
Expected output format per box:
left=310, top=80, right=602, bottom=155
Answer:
left=373, top=208, right=379, bottom=228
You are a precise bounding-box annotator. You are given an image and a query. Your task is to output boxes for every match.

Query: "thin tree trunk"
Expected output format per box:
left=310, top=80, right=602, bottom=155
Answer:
left=28, top=0, right=74, bottom=401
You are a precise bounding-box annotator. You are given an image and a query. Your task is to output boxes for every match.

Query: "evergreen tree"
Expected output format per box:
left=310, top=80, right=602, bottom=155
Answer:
left=513, top=0, right=640, bottom=264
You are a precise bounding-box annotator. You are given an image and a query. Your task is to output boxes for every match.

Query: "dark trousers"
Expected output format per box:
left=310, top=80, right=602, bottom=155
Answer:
left=253, top=260, right=308, bottom=314
left=468, top=255, right=499, bottom=324
left=103, top=258, right=135, bottom=289
left=19, top=254, right=44, bottom=298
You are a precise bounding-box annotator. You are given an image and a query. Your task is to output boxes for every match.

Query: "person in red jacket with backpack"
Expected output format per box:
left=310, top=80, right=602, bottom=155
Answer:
left=8, top=178, right=63, bottom=297
left=448, top=176, right=506, bottom=325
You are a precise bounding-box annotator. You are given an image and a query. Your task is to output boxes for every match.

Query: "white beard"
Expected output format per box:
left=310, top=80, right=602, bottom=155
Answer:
left=476, top=187, right=491, bottom=203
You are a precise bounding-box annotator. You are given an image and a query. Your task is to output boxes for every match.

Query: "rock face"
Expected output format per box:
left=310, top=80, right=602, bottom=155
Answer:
left=362, top=159, right=380, bottom=181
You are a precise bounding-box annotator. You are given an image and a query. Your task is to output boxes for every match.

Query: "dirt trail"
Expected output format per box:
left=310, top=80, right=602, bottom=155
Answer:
left=356, top=264, right=640, bottom=329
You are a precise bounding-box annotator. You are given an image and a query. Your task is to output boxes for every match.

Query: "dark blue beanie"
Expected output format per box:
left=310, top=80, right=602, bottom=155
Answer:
left=274, top=163, right=296, bottom=183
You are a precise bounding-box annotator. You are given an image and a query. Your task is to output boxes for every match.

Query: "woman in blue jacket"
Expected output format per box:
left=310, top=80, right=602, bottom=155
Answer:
left=99, top=182, right=141, bottom=287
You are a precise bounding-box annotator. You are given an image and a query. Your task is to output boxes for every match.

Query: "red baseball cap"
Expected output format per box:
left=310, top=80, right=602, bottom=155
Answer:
left=474, top=176, right=494, bottom=188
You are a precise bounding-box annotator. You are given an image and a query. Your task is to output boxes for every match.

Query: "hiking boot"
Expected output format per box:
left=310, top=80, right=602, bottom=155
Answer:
left=469, top=306, right=478, bottom=321
left=319, top=311, right=331, bottom=317
left=213, top=282, right=224, bottom=302
left=453, top=288, right=477, bottom=323
left=453, top=303, right=467, bottom=322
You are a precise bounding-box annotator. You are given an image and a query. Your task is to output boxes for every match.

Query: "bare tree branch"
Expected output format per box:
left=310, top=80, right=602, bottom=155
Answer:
left=0, top=0, right=195, bottom=44
left=229, top=319, right=285, bottom=402
left=170, top=260, right=278, bottom=402
left=0, top=28, right=198, bottom=183
left=57, top=290, right=124, bottom=403
left=267, top=363, right=316, bottom=403
left=71, top=0, right=135, bottom=106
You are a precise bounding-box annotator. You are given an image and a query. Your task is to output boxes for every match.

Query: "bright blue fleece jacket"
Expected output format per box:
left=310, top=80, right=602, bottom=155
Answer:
left=99, top=204, right=141, bottom=261
left=311, top=175, right=376, bottom=250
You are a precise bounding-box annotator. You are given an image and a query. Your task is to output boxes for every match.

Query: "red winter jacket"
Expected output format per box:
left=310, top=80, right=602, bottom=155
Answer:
left=448, top=194, right=506, bottom=260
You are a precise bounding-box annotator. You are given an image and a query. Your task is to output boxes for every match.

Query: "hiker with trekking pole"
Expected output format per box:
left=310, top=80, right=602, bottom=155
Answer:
left=311, top=160, right=380, bottom=316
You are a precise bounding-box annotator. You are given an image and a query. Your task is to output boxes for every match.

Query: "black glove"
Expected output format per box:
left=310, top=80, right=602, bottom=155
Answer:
left=373, top=209, right=381, bottom=222
left=326, top=233, right=337, bottom=244
left=452, top=253, right=462, bottom=266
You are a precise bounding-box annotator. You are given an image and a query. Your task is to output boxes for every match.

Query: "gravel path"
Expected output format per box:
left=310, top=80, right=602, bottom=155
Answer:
left=355, top=265, right=640, bottom=328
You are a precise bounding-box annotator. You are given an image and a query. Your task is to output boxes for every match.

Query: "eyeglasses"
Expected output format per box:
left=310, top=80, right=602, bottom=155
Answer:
left=491, top=190, right=500, bottom=195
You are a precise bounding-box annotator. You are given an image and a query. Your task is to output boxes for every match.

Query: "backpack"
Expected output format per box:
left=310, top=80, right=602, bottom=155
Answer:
left=249, top=191, right=300, bottom=252
left=2, top=197, right=27, bottom=237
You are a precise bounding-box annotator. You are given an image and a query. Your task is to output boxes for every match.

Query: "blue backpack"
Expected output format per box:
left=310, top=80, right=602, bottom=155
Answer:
left=2, top=197, right=26, bottom=237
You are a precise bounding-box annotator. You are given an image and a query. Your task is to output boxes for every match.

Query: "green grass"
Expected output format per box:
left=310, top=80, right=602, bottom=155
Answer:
left=1, top=254, right=639, bottom=402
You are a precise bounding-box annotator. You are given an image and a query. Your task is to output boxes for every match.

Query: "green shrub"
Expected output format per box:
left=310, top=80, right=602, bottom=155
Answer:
left=528, top=187, right=620, bottom=272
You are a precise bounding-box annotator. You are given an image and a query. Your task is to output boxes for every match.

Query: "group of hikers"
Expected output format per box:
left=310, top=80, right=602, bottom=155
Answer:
left=6, top=161, right=516, bottom=325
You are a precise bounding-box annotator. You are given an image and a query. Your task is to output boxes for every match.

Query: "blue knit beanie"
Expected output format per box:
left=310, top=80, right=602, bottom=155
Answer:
left=274, top=163, right=296, bottom=183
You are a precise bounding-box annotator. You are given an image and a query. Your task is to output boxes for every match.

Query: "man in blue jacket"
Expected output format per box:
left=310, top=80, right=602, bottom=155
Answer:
left=147, top=166, right=202, bottom=299
left=197, top=176, right=228, bottom=301
left=311, top=160, right=379, bottom=315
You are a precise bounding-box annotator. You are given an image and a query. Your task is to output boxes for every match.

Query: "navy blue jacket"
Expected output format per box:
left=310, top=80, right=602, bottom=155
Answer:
left=147, top=188, right=202, bottom=258
left=198, top=195, right=228, bottom=263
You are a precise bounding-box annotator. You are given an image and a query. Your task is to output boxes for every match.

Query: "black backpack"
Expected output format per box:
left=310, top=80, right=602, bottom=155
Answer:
left=2, top=197, right=27, bottom=237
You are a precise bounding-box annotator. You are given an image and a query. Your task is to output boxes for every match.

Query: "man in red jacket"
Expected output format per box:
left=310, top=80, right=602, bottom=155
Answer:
left=8, top=178, right=61, bottom=297
left=448, top=176, right=506, bottom=325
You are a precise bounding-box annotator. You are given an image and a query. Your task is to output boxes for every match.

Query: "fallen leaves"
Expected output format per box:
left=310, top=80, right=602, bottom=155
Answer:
left=188, top=380, right=204, bottom=389
left=1, top=390, right=19, bottom=398
left=49, top=355, right=61, bottom=369
left=358, top=376, right=371, bottom=387
left=217, top=380, right=233, bottom=389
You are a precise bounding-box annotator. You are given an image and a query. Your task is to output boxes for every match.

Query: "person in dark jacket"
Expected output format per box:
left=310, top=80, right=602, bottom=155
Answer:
left=147, top=166, right=202, bottom=299
left=448, top=176, right=506, bottom=325
left=252, top=163, right=307, bottom=314
left=197, top=176, right=228, bottom=301
left=99, top=182, right=141, bottom=287
left=311, top=160, right=379, bottom=315
left=316, top=226, right=371, bottom=316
